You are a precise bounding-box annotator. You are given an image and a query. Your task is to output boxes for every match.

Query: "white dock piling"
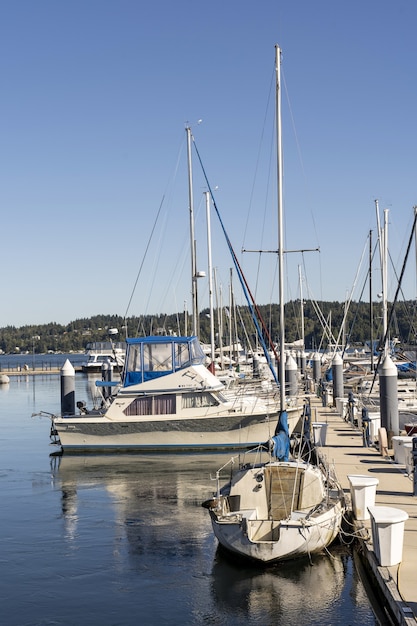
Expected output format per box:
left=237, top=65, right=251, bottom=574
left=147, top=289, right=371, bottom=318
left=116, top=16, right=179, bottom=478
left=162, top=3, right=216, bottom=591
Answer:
left=60, top=359, right=75, bottom=416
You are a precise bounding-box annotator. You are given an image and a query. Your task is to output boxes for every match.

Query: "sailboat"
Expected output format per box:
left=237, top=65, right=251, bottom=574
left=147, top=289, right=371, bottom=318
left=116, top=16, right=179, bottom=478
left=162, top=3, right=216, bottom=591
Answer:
left=47, top=123, right=303, bottom=454
left=202, top=46, right=345, bottom=563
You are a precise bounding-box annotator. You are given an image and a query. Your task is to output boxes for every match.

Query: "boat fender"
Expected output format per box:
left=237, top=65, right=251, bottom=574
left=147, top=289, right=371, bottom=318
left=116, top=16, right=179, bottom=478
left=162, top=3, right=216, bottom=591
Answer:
left=378, top=427, right=389, bottom=458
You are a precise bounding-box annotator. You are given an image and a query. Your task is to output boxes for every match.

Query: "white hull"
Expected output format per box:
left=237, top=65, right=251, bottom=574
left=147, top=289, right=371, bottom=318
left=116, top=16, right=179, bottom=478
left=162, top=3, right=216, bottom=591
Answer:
left=81, top=341, right=125, bottom=373
left=205, top=460, right=345, bottom=563
left=52, top=407, right=301, bottom=452
left=54, top=419, right=273, bottom=452
left=51, top=336, right=303, bottom=452
left=210, top=501, right=344, bottom=563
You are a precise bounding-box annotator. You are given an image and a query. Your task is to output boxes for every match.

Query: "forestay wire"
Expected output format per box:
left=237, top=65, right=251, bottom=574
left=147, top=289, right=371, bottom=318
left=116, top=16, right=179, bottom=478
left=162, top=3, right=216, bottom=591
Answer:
left=191, top=133, right=280, bottom=387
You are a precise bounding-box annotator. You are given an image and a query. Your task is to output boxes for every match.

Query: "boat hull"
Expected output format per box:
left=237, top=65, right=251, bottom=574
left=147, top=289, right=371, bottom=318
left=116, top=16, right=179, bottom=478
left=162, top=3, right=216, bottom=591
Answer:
left=203, top=459, right=345, bottom=564
left=50, top=338, right=303, bottom=453
left=52, top=413, right=281, bottom=452
left=208, top=502, right=344, bottom=563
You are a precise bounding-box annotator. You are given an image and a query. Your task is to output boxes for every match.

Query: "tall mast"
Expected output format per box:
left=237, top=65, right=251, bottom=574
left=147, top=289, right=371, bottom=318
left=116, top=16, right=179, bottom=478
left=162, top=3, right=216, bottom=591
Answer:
left=369, top=230, right=374, bottom=371
left=275, top=45, right=285, bottom=410
left=205, top=191, right=215, bottom=367
left=186, top=126, right=199, bottom=337
left=382, top=208, right=389, bottom=357
left=414, top=206, right=417, bottom=303
left=298, top=265, right=305, bottom=350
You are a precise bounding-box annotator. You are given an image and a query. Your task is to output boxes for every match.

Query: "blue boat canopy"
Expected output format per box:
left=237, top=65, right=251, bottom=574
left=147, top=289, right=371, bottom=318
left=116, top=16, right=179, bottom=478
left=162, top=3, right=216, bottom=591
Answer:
left=124, top=336, right=206, bottom=386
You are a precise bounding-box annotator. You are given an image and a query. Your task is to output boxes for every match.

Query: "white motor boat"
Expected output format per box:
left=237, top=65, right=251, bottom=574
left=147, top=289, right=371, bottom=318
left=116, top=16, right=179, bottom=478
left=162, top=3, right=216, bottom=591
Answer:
left=81, top=341, right=126, bottom=373
left=50, top=335, right=302, bottom=453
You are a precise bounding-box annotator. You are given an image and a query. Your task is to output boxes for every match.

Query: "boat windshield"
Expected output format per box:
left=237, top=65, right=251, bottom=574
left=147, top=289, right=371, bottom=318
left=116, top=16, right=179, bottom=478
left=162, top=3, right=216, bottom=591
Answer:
left=124, top=337, right=205, bottom=386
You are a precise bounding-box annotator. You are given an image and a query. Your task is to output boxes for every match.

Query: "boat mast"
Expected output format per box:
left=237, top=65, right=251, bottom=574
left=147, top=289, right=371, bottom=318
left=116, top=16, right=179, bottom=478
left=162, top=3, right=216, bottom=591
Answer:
left=186, top=126, right=199, bottom=337
left=369, top=230, right=374, bottom=372
left=205, top=191, right=215, bottom=368
left=298, top=265, right=305, bottom=350
left=375, top=199, right=389, bottom=356
left=382, top=208, right=389, bottom=357
left=275, top=45, right=285, bottom=410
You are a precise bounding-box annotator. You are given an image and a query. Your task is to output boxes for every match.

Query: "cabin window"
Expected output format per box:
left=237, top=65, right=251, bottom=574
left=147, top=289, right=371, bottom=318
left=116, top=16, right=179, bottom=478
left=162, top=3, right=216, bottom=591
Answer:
left=123, top=394, right=176, bottom=416
left=181, top=392, right=219, bottom=409
left=189, top=339, right=206, bottom=364
left=144, top=342, right=173, bottom=371
left=126, top=345, right=141, bottom=373
left=174, top=342, right=191, bottom=368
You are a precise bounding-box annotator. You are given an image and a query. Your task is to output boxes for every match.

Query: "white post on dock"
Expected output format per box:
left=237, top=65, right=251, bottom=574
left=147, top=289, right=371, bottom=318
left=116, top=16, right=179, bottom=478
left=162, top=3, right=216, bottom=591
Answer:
left=285, top=352, right=298, bottom=397
left=312, top=353, right=321, bottom=382
left=252, top=354, right=260, bottom=378
left=331, top=352, right=343, bottom=406
left=60, top=359, right=75, bottom=416
left=101, top=359, right=114, bottom=400
left=300, top=350, right=306, bottom=375
left=378, top=353, right=399, bottom=443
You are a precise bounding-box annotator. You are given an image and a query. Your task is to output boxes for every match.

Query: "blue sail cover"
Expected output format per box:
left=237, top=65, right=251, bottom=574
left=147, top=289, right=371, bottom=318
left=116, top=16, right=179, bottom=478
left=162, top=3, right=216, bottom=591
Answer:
left=270, top=410, right=290, bottom=461
left=123, top=336, right=206, bottom=387
left=396, top=362, right=416, bottom=373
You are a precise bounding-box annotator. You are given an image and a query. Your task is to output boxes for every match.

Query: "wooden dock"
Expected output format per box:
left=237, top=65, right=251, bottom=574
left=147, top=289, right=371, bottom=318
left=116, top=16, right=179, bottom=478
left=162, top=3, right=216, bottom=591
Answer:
left=311, top=396, right=417, bottom=625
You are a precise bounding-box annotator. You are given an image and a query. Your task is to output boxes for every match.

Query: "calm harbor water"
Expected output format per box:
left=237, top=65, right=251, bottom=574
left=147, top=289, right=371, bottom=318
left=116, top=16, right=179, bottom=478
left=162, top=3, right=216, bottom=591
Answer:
left=0, top=355, right=387, bottom=625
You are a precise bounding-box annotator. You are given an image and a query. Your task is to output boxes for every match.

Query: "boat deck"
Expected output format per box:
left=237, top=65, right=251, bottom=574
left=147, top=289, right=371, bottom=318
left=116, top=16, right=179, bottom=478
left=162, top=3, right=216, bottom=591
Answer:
left=310, top=396, right=417, bottom=625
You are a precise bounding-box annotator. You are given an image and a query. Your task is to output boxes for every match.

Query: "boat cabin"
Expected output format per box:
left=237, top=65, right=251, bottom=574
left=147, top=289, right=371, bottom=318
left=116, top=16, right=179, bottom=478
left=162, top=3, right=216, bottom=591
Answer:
left=123, top=336, right=206, bottom=386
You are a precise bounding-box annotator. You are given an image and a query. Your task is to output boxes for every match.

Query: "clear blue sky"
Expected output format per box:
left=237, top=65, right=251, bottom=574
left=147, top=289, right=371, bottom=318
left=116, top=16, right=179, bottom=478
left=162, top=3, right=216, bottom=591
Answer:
left=1, top=0, right=416, bottom=328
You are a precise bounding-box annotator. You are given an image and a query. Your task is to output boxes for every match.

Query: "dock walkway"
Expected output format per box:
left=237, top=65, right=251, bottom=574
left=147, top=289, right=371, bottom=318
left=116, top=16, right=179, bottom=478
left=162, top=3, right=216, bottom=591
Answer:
left=311, top=397, right=417, bottom=625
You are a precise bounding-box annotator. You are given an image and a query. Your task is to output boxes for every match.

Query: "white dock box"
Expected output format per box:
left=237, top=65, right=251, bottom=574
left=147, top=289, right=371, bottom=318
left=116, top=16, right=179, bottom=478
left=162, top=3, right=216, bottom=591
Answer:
left=312, top=422, right=328, bottom=446
left=347, top=475, right=379, bottom=521
left=368, top=506, right=408, bottom=566
left=392, top=436, right=413, bottom=465
left=335, top=397, right=347, bottom=418
left=368, top=413, right=381, bottom=442
left=404, top=442, right=413, bottom=476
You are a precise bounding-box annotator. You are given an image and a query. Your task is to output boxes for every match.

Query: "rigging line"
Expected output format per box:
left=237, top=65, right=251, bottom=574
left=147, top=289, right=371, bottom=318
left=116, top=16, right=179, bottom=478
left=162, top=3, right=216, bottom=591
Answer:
left=191, top=135, right=280, bottom=385
left=343, top=235, right=379, bottom=357
left=304, top=284, right=338, bottom=348
left=124, top=193, right=166, bottom=322
left=380, top=245, right=417, bottom=342
left=331, top=233, right=369, bottom=357
left=281, top=67, right=322, bottom=274
left=236, top=305, right=254, bottom=354
left=249, top=124, right=275, bottom=301
left=156, top=193, right=203, bottom=315
left=254, top=124, right=275, bottom=300
left=370, top=209, right=417, bottom=393
left=124, top=136, right=185, bottom=323
left=242, top=63, right=275, bottom=248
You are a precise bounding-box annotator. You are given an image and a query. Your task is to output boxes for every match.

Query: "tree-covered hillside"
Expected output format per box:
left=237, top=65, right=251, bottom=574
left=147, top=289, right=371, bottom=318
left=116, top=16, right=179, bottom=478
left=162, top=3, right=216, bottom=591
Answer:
left=0, top=299, right=416, bottom=354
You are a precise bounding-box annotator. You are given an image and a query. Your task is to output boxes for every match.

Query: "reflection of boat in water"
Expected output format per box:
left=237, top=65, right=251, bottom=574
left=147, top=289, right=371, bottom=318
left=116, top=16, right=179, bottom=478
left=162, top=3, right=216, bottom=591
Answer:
left=81, top=341, right=126, bottom=373
left=210, top=545, right=347, bottom=619
left=52, top=452, right=228, bottom=551
left=50, top=453, right=377, bottom=625
left=50, top=335, right=301, bottom=453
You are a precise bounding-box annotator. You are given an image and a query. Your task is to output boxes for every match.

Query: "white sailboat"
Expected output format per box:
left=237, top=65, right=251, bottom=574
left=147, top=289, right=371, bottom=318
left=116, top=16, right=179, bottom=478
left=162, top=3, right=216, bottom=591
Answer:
left=203, top=45, right=345, bottom=563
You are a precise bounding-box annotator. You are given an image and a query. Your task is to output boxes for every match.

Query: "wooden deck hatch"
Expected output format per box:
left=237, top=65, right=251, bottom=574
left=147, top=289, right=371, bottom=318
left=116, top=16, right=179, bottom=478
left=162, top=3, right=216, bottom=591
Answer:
left=264, top=465, right=304, bottom=520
